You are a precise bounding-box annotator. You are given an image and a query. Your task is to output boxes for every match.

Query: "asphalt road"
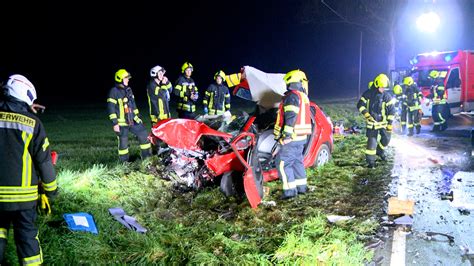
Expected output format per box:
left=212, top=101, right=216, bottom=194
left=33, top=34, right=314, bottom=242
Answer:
left=373, top=114, right=474, bottom=265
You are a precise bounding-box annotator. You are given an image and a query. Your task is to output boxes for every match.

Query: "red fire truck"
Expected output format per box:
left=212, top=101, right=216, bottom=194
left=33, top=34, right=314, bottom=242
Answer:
left=409, top=50, right=474, bottom=116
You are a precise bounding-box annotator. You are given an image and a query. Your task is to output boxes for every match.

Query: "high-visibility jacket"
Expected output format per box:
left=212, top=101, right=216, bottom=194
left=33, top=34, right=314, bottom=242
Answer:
left=174, top=75, right=198, bottom=112
left=147, top=79, right=172, bottom=123
left=404, top=84, right=423, bottom=111
left=0, top=99, right=57, bottom=211
left=431, top=81, right=447, bottom=105
left=107, top=84, right=142, bottom=126
left=274, top=89, right=312, bottom=142
left=203, top=83, right=231, bottom=115
left=357, top=89, right=396, bottom=130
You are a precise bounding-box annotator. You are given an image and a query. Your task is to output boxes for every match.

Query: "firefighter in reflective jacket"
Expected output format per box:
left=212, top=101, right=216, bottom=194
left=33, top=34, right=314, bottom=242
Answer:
left=274, top=70, right=312, bottom=199
left=357, top=73, right=396, bottom=168
left=147, top=65, right=172, bottom=124
left=203, top=70, right=231, bottom=115
left=0, top=74, right=58, bottom=265
left=393, top=84, right=407, bottom=134
left=174, top=62, right=198, bottom=119
left=429, top=70, right=448, bottom=131
left=107, top=69, right=151, bottom=162
left=403, top=76, right=423, bottom=136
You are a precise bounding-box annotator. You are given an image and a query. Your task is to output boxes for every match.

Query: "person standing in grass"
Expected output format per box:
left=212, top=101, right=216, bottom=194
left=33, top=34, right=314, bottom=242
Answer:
left=273, top=70, right=312, bottom=200
left=0, top=74, right=58, bottom=265
left=357, top=73, right=396, bottom=168
left=147, top=65, right=173, bottom=125
left=202, top=70, right=231, bottom=116
left=107, top=69, right=152, bottom=162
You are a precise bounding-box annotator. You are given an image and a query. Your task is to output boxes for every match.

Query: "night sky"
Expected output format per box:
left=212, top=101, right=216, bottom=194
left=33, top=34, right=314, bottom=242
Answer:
left=1, top=0, right=473, bottom=106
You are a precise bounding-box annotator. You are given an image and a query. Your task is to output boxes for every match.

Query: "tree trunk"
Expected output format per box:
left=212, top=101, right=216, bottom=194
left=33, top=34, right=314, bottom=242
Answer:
left=387, top=27, right=396, bottom=74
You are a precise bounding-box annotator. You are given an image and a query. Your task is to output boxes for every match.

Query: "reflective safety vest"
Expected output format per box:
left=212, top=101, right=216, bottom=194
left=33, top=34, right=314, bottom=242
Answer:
left=432, top=85, right=447, bottom=105
left=274, top=90, right=312, bottom=142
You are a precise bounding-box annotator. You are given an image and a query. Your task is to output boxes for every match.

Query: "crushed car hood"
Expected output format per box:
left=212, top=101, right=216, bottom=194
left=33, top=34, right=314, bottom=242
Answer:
left=151, top=119, right=232, bottom=151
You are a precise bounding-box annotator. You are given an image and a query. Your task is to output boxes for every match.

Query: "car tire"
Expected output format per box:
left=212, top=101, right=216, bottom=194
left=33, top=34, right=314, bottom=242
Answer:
left=220, top=171, right=244, bottom=197
left=314, top=143, right=331, bottom=167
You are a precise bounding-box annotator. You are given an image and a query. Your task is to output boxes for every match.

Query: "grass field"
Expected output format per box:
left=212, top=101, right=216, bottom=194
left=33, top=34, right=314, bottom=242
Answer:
left=3, top=100, right=393, bottom=265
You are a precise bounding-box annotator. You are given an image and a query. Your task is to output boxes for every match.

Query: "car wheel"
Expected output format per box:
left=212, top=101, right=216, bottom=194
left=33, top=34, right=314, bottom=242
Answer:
left=314, top=143, right=330, bottom=167
left=220, top=171, right=244, bottom=197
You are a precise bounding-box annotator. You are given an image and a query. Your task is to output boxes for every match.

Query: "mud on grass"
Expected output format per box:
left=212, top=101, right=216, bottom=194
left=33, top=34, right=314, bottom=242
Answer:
left=3, top=103, right=392, bottom=265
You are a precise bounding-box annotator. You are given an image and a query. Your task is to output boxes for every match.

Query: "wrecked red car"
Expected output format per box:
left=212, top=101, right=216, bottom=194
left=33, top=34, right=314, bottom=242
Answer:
left=149, top=66, right=333, bottom=208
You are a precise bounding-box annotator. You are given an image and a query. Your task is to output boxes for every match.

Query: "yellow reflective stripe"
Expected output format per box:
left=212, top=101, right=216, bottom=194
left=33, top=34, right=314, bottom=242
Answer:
left=23, top=254, right=42, bottom=265
left=22, top=132, right=33, bottom=187
left=180, top=89, right=185, bottom=98
left=158, top=98, right=165, bottom=118
left=0, top=192, right=38, bottom=202
left=162, top=83, right=172, bottom=90
left=225, top=104, right=231, bottom=109
left=365, top=149, right=376, bottom=155
left=359, top=106, right=366, bottom=112
left=109, top=113, right=117, bottom=119
left=0, top=228, right=7, bottom=239
left=42, top=138, right=50, bottom=152
left=294, top=178, right=307, bottom=186
left=117, top=122, right=128, bottom=126
left=407, top=124, right=414, bottom=128
left=387, top=115, right=395, bottom=120
left=118, top=99, right=124, bottom=121
left=386, top=98, right=396, bottom=106
left=107, top=98, right=117, bottom=104
left=209, top=92, right=214, bottom=110
left=133, top=109, right=139, bottom=115
left=42, top=180, right=57, bottom=192
left=205, top=91, right=211, bottom=96
left=378, top=141, right=386, bottom=150
left=280, top=161, right=290, bottom=190
left=225, top=94, right=230, bottom=98
left=283, top=125, right=294, bottom=134
left=140, top=143, right=151, bottom=150
left=381, top=102, right=386, bottom=122
left=283, top=105, right=300, bottom=113
left=360, top=97, right=367, bottom=103
left=0, top=186, right=38, bottom=194
left=118, top=148, right=129, bottom=155
left=225, top=73, right=241, bottom=87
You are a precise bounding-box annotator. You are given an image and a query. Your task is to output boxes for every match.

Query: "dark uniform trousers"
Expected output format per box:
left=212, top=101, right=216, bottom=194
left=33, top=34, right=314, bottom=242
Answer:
left=432, top=103, right=447, bottom=130
left=177, top=110, right=196, bottom=119
left=0, top=208, right=42, bottom=265
left=400, top=105, right=407, bottom=132
left=117, top=123, right=151, bottom=162
left=407, top=109, right=422, bottom=134
left=366, top=128, right=391, bottom=164
left=276, top=140, right=307, bottom=197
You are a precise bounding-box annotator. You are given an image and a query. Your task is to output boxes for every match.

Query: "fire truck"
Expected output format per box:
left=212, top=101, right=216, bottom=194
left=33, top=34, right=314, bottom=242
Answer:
left=408, top=50, right=474, bottom=116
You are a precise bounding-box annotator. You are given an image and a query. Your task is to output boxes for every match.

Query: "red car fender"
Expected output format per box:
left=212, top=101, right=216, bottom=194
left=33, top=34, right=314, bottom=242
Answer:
left=205, top=150, right=246, bottom=176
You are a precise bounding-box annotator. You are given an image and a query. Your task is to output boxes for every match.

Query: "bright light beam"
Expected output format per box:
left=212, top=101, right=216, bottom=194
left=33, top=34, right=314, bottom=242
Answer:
left=416, top=11, right=440, bottom=33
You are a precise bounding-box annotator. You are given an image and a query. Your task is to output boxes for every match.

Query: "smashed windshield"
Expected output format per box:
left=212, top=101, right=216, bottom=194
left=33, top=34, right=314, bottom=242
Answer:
left=220, top=112, right=250, bottom=136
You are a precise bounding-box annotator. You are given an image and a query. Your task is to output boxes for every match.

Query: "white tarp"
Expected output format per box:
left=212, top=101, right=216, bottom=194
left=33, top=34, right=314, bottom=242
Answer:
left=243, top=66, right=286, bottom=109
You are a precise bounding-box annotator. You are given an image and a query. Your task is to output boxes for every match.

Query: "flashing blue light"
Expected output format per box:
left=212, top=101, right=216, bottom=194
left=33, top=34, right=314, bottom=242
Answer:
left=445, top=55, right=452, bottom=62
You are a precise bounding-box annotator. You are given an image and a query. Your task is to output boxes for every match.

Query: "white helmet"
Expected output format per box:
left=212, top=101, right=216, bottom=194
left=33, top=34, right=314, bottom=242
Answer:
left=5, top=74, right=37, bottom=106
left=150, top=65, right=164, bottom=77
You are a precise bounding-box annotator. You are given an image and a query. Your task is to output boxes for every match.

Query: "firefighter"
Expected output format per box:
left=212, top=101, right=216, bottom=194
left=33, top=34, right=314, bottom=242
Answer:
left=429, top=70, right=448, bottom=131
left=147, top=65, right=172, bottom=124
left=203, top=70, right=231, bottom=115
left=403, top=76, right=423, bottom=136
left=357, top=73, right=396, bottom=168
left=393, top=83, right=407, bottom=133
left=174, top=62, right=198, bottom=119
left=107, top=69, right=152, bottom=162
left=0, top=74, right=58, bottom=265
left=274, top=70, right=312, bottom=199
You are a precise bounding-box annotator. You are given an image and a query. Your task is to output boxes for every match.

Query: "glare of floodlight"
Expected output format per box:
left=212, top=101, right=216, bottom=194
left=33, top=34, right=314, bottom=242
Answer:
left=416, top=11, right=440, bottom=33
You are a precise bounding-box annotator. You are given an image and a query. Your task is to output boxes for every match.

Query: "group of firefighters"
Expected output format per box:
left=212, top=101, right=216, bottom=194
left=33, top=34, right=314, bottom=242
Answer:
left=358, top=70, right=449, bottom=168
left=0, top=64, right=449, bottom=263
left=107, top=62, right=232, bottom=162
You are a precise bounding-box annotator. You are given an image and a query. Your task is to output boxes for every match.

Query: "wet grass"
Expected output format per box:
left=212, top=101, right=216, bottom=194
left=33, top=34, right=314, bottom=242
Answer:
left=3, top=101, right=393, bottom=265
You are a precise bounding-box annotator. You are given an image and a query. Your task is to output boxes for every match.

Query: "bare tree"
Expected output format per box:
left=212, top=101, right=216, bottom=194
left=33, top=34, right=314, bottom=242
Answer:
left=300, top=0, right=404, bottom=73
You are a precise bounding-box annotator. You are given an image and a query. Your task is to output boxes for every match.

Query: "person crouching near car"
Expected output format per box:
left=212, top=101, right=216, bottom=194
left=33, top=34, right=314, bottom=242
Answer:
left=273, top=70, right=312, bottom=200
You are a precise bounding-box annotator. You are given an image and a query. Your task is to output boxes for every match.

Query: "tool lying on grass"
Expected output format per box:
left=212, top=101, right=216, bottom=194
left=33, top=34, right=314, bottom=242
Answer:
left=109, top=207, right=147, bottom=233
